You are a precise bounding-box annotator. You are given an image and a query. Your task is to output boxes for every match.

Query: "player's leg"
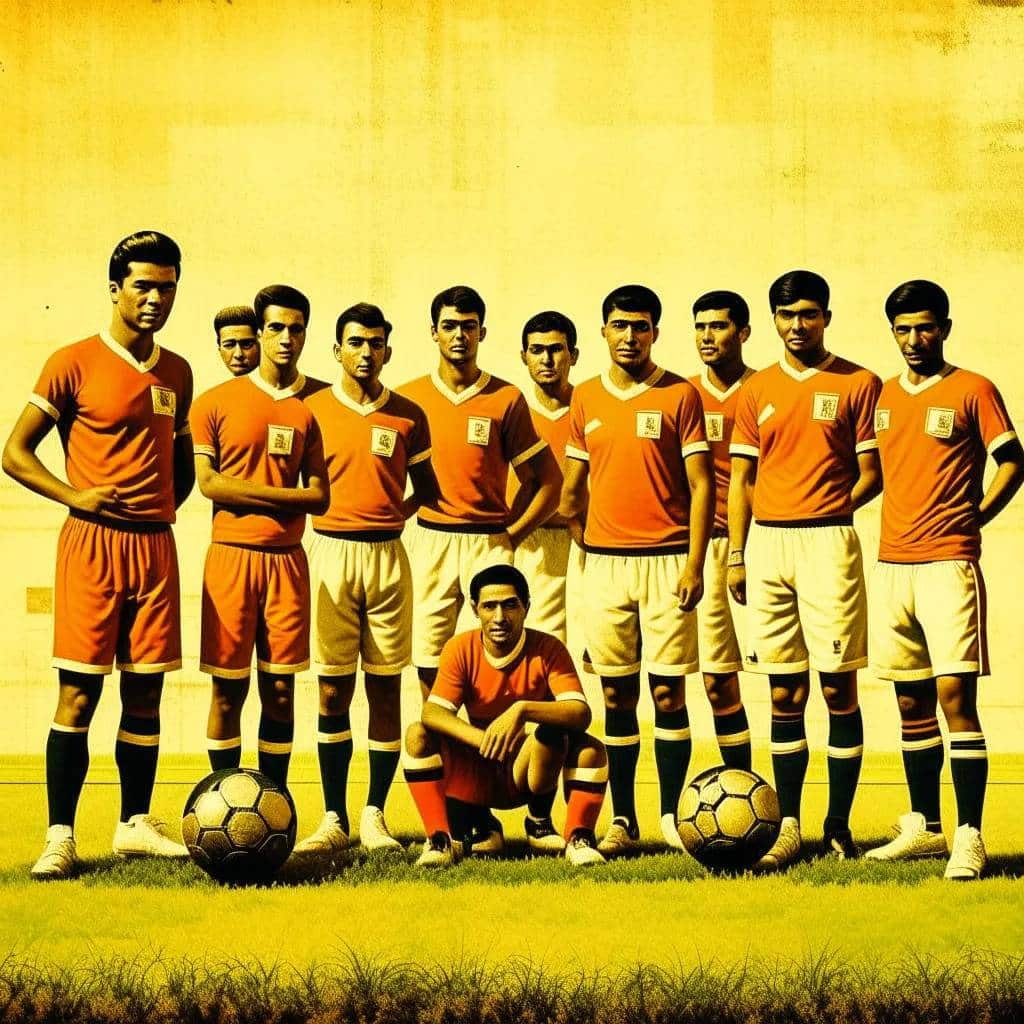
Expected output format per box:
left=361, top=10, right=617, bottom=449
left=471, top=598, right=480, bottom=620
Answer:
left=523, top=724, right=568, bottom=852
left=362, top=673, right=403, bottom=850
left=513, top=525, right=570, bottom=644
left=649, top=673, right=689, bottom=849
left=561, top=733, right=609, bottom=866
left=402, top=722, right=459, bottom=867
left=256, top=671, right=295, bottom=789
left=703, top=674, right=751, bottom=770
left=207, top=676, right=249, bottom=771
left=818, top=670, right=863, bottom=857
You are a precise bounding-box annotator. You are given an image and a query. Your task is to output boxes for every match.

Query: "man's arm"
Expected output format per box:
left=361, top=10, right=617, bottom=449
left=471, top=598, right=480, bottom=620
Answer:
left=506, top=446, right=561, bottom=546
left=851, top=449, right=882, bottom=510
left=402, top=459, right=440, bottom=520
left=173, top=434, right=196, bottom=509
left=979, top=438, right=1024, bottom=527
left=194, top=455, right=329, bottom=514
left=558, top=456, right=589, bottom=548
left=2, top=404, right=120, bottom=515
left=679, top=450, right=714, bottom=611
left=726, top=455, right=757, bottom=605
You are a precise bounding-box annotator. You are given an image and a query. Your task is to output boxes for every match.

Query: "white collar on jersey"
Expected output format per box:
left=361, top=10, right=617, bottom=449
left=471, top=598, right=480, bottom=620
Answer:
left=248, top=370, right=307, bottom=401
left=898, top=363, right=953, bottom=396
left=100, top=329, right=161, bottom=373
left=778, top=351, right=836, bottom=382
left=331, top=382, right=391, bottom=416
left=430, top=368, right=491, bottom=405
left=700, top=366, right=755, bottom=401
left=526, top=393, right=571, bottom=421
left=481, top=628, right=527, bottom=670
left=599, top=364, right=665, bottom=400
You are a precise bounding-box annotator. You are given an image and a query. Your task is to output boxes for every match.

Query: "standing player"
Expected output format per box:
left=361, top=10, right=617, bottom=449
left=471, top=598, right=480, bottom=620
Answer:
left=191, top=285, right=328, bottom=789
left=3, top=231, right=194, bottom=878
left=294, top=303, right=439, bottom=854
left=402, top=564, right=608, bottom=868
left=727, top=269, right=882, bottom=867
left=214, top=305, right=260, bottom=377
left=560, top=284, right=714, bottom=854
left=688, top=291, right=755, bottom=771
left=865, top=280, right=1023, bottom=879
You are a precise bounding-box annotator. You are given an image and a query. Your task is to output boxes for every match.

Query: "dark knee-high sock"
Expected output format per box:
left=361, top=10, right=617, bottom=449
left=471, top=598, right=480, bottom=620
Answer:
left=527, top=723, right=563, bottom=820
left=825, top=706, right=863, bottom=832
left=46, top=723, right=90, bottom=828
left=115, top=714, right=160, bottom=821
left=770, top=711, right=808, bottom=821
left=207, top=735, right=241, bottom=773
left=258, top=715, right=294, bottom=790
left=654, top=707, right=691, bottom=818
left=901, top=715, right=944, bottom=830
left=367, top=738, right=401, bottom=813
left=604, top=708, right=640, bottom=824
left=713, top=703, right=752, bottom=770
left=317, top=713, right=353, bottom=830
left=950, top=730, right=988, bottom=830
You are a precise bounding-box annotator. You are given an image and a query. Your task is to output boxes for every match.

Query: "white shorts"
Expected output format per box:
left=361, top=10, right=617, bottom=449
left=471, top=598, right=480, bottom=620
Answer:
left=309, top=532, right=412, bottom=676
left=582, top=550, right=698, bottom=677
left=697, top=536, right=743, bottom=674
left=406, top=523, right=514, bottom=668
left=744, top=522, right=867, bottom=674
left=513, top=526, right=581, bottom=644
left=869, top=559, right=989, bottom=681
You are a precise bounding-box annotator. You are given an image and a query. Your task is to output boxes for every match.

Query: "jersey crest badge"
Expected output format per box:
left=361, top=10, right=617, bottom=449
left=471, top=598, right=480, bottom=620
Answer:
left=704, top=413, right=724, bottom=442
left=812, top=392, right=841, bottom=422
left=636, top=411, right=662, bottom=439
left=467, top=416, right=491, bottom=446
left=925, top=407, right=955, bottom=439
left=150, top=386, right=176, bottom=417
left=875, top=409, right=890, bottom=431
left=267, top=424, right=295, bottom=456
left=371, top=426, right=398, bottom=458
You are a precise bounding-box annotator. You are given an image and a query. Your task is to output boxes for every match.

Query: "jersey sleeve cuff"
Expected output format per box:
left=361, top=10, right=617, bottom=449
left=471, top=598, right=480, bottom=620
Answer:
left=555, top=690, right=588, bottom=703
left=408, top=447, right=432, bottom=466
left=29, top=394, right=59, bottom=420
left=510, top=438, right=547, bottom=467
left=855, top=438, right=879, bottom=453
left=987, top=429, right=1018, bottom=455
left=565, top=443, right=589, bottom=461
left=682, top=441, right=710, bottom=458
left=426, top=694, right=457, bottom=712
left=729, top=443, right=759, bottom=458
left=193, top=444, right=216, bottom=458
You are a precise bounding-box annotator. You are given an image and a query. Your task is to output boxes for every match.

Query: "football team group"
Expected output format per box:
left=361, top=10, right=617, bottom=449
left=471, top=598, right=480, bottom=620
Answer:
left=4, top=231, right=1021, bottom=882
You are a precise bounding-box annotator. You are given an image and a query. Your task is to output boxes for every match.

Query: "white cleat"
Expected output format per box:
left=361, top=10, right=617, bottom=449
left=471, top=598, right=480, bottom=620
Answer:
left=757, top=816, right=802, bottom=870
left=359, top=805, right=402, bottom=852
left=112, top=814, right=189, bottom=858
left=564, top=828, right=606, bottom=868
left=415, top=831, right=462, bottom=868
left=865, top=812, right=949, bottom=862
left=524, top=815, right=566, bottom=853
left=597, top=816, right=640, bottom=856
left=293, top=810, right=350, bottom=854
left=660, top=812, right=686, bottom=851
left=944, top=824, right=987, bottom=881
left=31, top=828, right=78, bottom=880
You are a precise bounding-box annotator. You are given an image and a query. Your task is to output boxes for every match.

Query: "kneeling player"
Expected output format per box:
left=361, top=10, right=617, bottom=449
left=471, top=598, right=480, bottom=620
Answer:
left=403, top=565, right=608, bottom=867
left=866, top=280, right=1023, bottom=879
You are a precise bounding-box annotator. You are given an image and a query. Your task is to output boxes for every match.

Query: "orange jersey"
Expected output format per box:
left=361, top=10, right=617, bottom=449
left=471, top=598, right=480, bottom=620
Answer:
left=30, top=332, right=193, bottom=523
left=304, top=384, right=432, bottom=533
left=566, top=367, right=709, bottom=551
left=507, top=392, right=572, bottom=524
left=190, top=373, right=325, bottom=547
left=689, top=368, right=755, bottom=532
left=875, top=365, right=1017, bottom=563
left=398, top=371, right=544, bottom=528
left=730, top=355, right=881, bottom=523
left=428, top=627, right=586, bottom=728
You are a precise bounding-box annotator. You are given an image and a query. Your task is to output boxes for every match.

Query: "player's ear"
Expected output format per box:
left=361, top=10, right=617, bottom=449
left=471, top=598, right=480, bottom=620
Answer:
left=823, top=310, right=832, bottom=328
left=108, top=280, right=120, bottom=303
left=570, top=347, right=579, bottom=366
left=652, top=325, right=660, bottom=343
left=430, top=323, right=439, bottom=343
left=332, top=342, right=343, bottom=364
left=941, top=318, right=952, bottom=340
left=479, top=325, right=487, bottom=343
left=383, top=345, right=392, bottom=365
left=520, top=349, right=528, bottom=366
left=739, top=325, right=751, bottom=344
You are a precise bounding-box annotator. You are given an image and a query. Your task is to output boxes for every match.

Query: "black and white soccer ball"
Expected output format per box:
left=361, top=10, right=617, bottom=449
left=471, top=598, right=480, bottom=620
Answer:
left=677, top=766, right=781, bottom=872
left=182, top=768, right=297, bottom=883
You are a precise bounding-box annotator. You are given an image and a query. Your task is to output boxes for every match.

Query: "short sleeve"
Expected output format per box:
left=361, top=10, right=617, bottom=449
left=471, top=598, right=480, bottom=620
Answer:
left=189, top=392, right=218, bottom=460
left=852, top=372, right=882, bottom=454
left=174, top=361, right=194, bottom=439
left=677, top=382, right=710, bottom=458
left=565, top=388, right=589, bottom=461
left=503, top=391, right=546, bottom=467
left=428, top=637, right=467, bottom=712
left=30, top=348, right=77, bottom=422
left=407, top=402, right=433, bottom=466
left=972, top=378, right=1017, bottom=455
left=541, top=636, right=587, bottom=704
left=730, top=383, right=760, bottom=457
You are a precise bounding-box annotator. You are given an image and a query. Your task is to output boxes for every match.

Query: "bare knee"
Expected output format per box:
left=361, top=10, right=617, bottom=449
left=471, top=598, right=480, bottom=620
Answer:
left=602, top=675, right=640, bottom=711
left=703, top=673, right=740, bottom=711
left=404, top=721, right=439, bottom=758
left=568, top=735, right=607, bottom=770
left=259, top=675, right=294, bottom=720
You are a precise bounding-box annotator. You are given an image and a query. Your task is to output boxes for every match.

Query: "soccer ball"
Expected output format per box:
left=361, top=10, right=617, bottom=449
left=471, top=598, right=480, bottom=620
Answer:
left=182, top=768, right=297, bottom=883
left=677, top=766, right=781, bottom=872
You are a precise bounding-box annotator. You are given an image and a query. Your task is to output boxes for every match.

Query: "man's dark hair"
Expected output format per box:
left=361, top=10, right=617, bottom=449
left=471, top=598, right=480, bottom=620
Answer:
left=884, top=280, right=950, bottom=325
left=768, top=270, right=830, bottom=313
left=109, top=231, right=181, bottom=285
left=254, top=284, right=310, bottom=327
left=213, top=305, right=258, bottom=339
left=521, top=310, right=578, bottom=352
left=336, top=302, right=393, bottom=342
left=431, top=286, right=486, bottom=328
left=469, top=564, right=530, bottom=606
left=602, top=285, right=662, bottom=326
left=692, top=290, right=750, bottom=329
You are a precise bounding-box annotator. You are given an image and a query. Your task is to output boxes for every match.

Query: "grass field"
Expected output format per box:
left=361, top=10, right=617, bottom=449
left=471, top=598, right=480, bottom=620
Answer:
left=1, top=745, right=1022, bottom=1021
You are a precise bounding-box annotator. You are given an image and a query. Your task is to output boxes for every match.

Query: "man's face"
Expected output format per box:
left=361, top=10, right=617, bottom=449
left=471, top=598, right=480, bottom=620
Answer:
left=472, top=582, right=528, bottom=652
left=521, top=330, right=577, bottom=389
left=891, top=310, right=950, bottom=373
left=773, top=298, right=831, bottom=357
left=259, top=305, right=307, bottom=371
left=335, top=321, right=390, bottom=385
left=217, top=326, right=260, bottom=376
left=694, top=308, right=748, bottom=367
left=602, top=307, right=658, bottom=371
left=110, top=262, right=178, bottom=335
left=432, top=305, right=485, bottom=366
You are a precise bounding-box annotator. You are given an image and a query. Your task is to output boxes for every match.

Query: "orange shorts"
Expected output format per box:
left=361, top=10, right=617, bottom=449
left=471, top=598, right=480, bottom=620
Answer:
left=439, top=735, right=528, bottom=809
left=200, top=543, right=310, bottom=678
left=53, top=514, right=181, bottom=675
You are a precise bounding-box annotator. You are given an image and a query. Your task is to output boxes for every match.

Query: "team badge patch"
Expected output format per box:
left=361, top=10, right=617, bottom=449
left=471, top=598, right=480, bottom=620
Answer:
left=875, top=409, right=891, bottom=431
left=150, top=387, right=176, bottom=417
left=812, top=392, right=841, bottom=422
left=267, top=424, right=295, bottom=456
left=636, top=411, right=662, bottom=439
left=925, top=406, right=955, bottom=439
left=370, top=426, right=398, bottom=457
left=467, top=416, right=491, bottom=446
left=704, top=413, right=724, bottom=442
